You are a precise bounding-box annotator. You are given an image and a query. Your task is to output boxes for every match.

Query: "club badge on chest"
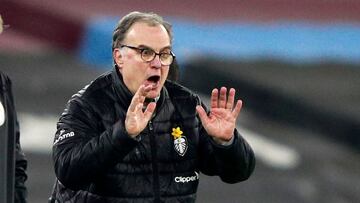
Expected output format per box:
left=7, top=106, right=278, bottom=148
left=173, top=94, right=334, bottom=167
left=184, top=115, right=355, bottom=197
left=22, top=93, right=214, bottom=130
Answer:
left=172, top=127, right=188, bottom=156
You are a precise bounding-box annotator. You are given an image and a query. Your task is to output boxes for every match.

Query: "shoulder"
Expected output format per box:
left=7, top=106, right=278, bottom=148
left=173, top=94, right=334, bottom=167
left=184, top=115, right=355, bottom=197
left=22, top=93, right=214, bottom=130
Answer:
left=64, top=70, right=114, bottom=114
left=72, top=70, right=113, bottom=101
left=0, top=71, right=11, bottom=86
left=0, top=71, right=8, bottom=78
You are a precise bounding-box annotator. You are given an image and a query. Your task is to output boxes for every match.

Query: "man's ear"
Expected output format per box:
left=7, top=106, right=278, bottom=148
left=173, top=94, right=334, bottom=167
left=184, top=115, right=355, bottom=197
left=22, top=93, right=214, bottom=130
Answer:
left=113, top=48, right=123, bottom=67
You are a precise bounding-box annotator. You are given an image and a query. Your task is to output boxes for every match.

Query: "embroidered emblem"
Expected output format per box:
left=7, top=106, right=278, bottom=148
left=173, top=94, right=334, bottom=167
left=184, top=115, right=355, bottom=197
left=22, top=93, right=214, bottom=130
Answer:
left=172, top=127, right=188, bottom=156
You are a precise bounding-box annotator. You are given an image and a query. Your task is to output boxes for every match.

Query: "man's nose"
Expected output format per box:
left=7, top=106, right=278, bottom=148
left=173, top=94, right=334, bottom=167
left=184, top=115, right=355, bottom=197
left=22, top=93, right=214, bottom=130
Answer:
left=150, top=55, right=162, bottom=69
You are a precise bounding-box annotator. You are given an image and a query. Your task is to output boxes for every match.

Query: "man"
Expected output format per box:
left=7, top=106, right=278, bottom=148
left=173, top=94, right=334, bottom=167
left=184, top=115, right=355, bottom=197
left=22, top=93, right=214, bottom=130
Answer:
left=0, top=15, right=28, bottom=203
left=51, top=11, right=255, bottom=202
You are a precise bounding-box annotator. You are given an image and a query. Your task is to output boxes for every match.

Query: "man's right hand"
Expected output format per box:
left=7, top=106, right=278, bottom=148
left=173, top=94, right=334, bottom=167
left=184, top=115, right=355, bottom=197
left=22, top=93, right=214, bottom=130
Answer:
left=125, top=84, right=156, bottom=138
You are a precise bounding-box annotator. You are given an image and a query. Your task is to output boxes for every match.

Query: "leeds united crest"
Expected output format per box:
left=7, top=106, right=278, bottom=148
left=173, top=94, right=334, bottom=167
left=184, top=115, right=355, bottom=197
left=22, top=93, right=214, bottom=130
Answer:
left=172, top=127, right=188, bottom=156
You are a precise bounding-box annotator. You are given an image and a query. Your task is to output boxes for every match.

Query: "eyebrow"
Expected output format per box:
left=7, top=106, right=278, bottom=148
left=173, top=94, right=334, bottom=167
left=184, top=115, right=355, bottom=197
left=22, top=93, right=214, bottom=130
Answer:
left=137, top=44, right=172, bottom=52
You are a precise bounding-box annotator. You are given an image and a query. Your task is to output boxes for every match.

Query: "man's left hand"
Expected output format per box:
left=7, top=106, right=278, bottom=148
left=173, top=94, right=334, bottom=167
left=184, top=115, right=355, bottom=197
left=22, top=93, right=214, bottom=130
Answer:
left=196, top=87, right=242, bottom=144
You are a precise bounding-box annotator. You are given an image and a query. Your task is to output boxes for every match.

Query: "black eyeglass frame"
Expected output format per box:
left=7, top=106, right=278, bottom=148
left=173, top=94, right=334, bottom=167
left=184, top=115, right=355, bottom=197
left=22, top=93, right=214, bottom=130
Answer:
left=120, top=44, right=176, bottom=65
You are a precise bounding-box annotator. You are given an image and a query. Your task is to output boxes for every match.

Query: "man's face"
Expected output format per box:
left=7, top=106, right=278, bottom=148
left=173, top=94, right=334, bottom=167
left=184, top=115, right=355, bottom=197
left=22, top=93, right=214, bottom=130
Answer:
left=114, top=22, right=171, bottom=99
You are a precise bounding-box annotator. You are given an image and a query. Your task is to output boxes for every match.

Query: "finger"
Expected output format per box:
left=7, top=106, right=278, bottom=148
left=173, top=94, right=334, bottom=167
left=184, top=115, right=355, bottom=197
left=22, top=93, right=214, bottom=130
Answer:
left=210, top=88, right=219, bottom=109
left=129, top=85, right=148, bottom=112
left=196, top=105, right=209, bottom=124
left=226, top=88, right=235, bottom=110
left=138, top=84, right=153, bottom=102
left=144, top=102, right=156, bottom=120
left=218, top=87, right=227, bottom=109
left=141, top=84, right=153, bottom=99
left=231, top=100, right=243, bottom=118
left=129, top=96, right=139, bottom=111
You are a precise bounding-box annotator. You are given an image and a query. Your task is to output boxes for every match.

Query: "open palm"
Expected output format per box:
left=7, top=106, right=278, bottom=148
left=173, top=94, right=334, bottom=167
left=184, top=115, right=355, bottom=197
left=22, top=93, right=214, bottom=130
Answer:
left=125, top=85, right=156, bottom=137
left=196, top=87, right=242, bottom=142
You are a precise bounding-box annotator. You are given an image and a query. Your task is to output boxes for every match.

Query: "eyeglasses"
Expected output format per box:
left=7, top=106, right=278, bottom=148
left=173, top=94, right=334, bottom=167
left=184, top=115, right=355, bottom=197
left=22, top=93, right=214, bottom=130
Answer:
left=120, top=44, right=175, bottom=66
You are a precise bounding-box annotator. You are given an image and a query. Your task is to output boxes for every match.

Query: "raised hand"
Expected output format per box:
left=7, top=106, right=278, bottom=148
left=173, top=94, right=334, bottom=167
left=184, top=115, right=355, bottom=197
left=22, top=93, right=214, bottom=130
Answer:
left=125, top=84, right=156, bottom=137
left=196, top=87, right=242, bottom=143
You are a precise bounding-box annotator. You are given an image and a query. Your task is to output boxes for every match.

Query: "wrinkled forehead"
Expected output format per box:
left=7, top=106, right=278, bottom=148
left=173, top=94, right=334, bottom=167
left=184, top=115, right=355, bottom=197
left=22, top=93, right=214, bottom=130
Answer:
left=124, top=22, right=171, bottom=49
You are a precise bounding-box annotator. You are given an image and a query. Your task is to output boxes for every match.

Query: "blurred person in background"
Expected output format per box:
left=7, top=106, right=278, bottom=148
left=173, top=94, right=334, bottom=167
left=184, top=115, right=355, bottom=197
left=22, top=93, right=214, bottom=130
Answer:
left=0, top=15, right=28, bottom=203
left=50, top=11, right=255, bottom=203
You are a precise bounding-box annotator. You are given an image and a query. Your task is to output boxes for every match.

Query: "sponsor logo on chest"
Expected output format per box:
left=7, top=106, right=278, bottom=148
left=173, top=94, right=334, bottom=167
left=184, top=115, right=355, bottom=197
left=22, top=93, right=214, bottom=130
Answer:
left=175, top=171, right=199, bottom=183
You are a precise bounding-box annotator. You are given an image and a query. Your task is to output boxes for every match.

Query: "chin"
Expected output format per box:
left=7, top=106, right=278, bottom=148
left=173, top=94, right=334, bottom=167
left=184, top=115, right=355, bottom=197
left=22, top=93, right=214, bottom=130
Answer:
left=147, top=91, right=160, bottom=99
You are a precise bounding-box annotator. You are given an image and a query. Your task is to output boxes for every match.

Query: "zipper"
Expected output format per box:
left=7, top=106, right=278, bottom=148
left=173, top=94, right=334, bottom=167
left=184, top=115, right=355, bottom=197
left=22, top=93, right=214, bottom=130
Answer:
left=149, top=120, right=160, bottom=202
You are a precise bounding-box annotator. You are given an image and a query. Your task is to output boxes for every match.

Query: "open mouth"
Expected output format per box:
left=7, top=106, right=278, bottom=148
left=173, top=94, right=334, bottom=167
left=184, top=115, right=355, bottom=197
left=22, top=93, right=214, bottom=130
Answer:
left=147, top=75, right=160, bottom=83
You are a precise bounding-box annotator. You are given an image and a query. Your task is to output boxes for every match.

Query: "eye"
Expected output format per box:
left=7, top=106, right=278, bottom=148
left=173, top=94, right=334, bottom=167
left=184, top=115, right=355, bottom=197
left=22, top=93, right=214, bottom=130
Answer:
left=141, top=49, right=154, bottom=58
left=161, top=49, right=172, bottom=54
left=160, top=53, right=171, bottom=60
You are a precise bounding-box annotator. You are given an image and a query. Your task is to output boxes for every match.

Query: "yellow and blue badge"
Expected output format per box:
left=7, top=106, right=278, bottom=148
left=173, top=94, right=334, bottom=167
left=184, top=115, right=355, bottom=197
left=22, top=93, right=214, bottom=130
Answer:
left=172, top=127, right=188, bottom=156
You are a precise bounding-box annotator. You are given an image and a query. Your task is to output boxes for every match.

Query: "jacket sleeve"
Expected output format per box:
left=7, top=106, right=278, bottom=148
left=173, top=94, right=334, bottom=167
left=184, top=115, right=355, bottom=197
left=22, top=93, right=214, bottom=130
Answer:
left=197, top=99, right=255, bottom=183
left=52, top=97, right=139, bottom=190
left=5, top=74, right=28, bottom=203
left=15, top=120, right=28, bottom=203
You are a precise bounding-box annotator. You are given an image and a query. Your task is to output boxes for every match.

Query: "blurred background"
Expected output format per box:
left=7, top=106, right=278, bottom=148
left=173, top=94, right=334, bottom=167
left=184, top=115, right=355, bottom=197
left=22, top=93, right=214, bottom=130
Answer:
left=1, top=0, right=360, bottom=202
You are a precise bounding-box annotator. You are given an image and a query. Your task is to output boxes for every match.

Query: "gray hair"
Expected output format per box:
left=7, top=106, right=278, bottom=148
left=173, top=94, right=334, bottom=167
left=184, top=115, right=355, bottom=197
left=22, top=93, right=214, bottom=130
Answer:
left=112, top=11, right=173, bottom=51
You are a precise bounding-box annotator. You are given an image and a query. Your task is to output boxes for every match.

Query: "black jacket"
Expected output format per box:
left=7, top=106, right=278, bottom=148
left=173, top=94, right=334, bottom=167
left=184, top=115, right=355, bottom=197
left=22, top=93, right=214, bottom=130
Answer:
left=0, top=72, right=28, bottom=203
left=52, top=68, right=255, bottom=202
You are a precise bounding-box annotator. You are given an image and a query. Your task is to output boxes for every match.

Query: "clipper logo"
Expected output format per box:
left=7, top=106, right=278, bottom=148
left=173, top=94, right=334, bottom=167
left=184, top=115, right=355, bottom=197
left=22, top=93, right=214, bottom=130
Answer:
left=54, top=129, right=75, bottom=145
left=175, top=172, right=199, bottom=183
